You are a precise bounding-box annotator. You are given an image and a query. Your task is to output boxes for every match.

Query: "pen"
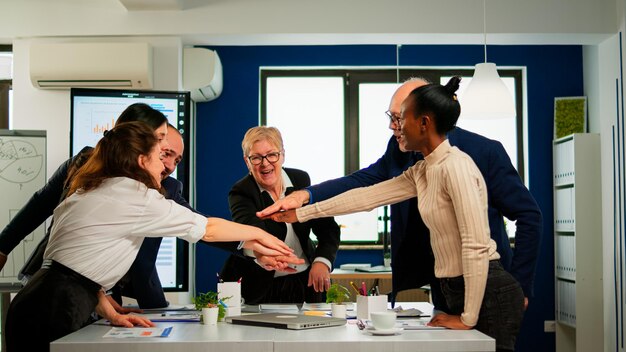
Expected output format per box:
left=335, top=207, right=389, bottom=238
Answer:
left=349, top=281, right=362, bottom=295
left=375, top=285, right=380, bottom=296
left=361, top=282, right=367, bottom=296
left=216, top=272, right=223, bottom=283
left=219, top=299, right=228, bottom=308
left=237, top=277, right=242, bottom=283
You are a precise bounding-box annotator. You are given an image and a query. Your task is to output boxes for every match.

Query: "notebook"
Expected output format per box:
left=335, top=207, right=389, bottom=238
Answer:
left=225, top=312, right=346, bottom=330
left=354, top=265, right=392, bottom=273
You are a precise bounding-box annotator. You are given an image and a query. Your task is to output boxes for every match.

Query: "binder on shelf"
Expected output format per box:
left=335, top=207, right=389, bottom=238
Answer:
left=556, top=279, right=576, bottom=327
left=555, top=234, right=576, bottom=280
left=555, top=187, right=575, bottom=232
left=554, top=138, right=575, bottom=186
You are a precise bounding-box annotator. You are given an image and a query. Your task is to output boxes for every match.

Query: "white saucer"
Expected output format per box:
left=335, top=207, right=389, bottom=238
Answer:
left=366, top=327, right=403, bottom=336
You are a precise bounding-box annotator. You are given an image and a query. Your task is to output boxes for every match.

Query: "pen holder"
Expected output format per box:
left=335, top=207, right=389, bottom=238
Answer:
left=218, top=282, right=242, bottom=308
left=356, top=294, right=388, bottom=320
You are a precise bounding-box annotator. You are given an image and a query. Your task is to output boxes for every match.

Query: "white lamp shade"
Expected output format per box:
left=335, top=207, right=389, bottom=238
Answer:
left=460, top=63, right=516, bottom=119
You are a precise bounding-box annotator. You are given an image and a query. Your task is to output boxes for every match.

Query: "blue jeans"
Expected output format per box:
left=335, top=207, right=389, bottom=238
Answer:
left=440, top=260, right=525, bottom=352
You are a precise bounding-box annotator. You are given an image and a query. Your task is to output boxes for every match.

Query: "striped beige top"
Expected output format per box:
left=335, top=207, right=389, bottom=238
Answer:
left=297, top=140, right=499, bottom=326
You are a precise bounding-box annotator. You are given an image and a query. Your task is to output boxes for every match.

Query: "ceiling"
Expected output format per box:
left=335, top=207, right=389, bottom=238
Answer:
left=0, top=0, right=618, bottom=46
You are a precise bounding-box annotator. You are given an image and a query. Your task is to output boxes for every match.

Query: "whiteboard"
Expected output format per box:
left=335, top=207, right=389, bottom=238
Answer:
left=0, top=130, right=46, bottom=290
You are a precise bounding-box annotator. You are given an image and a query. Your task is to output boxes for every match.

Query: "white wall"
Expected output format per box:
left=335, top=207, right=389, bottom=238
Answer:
left=584, top=0, right=626, bottom=348
left=584, top=36, right=619, bottom=352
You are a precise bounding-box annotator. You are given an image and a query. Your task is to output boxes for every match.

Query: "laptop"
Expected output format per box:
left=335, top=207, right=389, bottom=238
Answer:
left=225, top=312, right=346, bottom=330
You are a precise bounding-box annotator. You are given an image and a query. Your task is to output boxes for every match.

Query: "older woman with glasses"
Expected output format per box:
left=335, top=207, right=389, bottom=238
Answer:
left=219, top=126, right=341, bottom=304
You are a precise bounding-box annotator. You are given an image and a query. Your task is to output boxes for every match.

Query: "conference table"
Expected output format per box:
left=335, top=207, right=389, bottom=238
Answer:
left=50, top=302, right=495, bottom=352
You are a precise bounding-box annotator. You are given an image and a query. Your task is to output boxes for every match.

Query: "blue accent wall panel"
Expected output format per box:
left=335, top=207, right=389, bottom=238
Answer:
left=193, top=44, right=583, bottom=352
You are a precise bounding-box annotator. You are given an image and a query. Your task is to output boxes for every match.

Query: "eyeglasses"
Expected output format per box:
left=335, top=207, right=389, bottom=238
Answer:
left=248, top=151, right=282, bottom=165
left=385, top=110, right=402, bottom=126
left=385, top=110, right=405, bottom=128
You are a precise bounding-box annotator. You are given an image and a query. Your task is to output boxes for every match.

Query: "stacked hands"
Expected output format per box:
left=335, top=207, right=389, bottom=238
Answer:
left=256, top=189, right=308, bottom=223
left=242, top=235, right=304, bottom=272
left=254, top=189, right=332, bottom=292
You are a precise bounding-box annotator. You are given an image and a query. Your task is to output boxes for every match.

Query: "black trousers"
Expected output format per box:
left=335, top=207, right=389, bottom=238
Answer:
left=261, top=269, right=325, bottom=303
left=5, top=260, right=101, bottom=352
left=439, top=260, right=525, bottom=352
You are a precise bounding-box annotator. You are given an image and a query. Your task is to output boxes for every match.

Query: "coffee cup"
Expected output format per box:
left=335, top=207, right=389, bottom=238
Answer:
left=369, top=311, right=396, bottom=330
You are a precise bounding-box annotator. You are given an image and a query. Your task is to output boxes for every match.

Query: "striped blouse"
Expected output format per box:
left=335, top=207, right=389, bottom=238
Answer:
left=297, top=140, right=499, bottom=326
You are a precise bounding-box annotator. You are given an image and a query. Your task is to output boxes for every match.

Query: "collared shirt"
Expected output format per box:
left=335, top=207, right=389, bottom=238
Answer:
left=45, top=177, right=207, bottom=291
left=252, top=168, right=332, bottom=276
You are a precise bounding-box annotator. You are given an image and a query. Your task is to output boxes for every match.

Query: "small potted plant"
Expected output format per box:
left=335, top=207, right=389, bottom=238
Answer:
left=326, top=283, right=351, bottom=318
left=193, top=291, right=230, bottom=325
left=383, top=251, right=391, bottom=268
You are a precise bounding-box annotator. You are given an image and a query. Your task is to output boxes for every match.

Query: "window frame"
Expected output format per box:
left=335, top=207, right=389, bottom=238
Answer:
left=0, top=44, right=12, bottom=129
left=260, top=67, right=524, bottom=244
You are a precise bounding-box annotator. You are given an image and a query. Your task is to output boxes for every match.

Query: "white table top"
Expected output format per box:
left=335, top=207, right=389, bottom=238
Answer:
left=50, top=302, right=495, bottom=352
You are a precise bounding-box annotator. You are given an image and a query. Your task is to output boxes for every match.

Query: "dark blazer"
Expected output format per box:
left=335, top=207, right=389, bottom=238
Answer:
left=220, top=167, right=341, bottom=304
left=307, top=127, right=543, bottom=302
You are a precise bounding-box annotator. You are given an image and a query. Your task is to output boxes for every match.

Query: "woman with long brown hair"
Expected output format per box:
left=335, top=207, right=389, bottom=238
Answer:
left=5, top=121, right=298, bottom=352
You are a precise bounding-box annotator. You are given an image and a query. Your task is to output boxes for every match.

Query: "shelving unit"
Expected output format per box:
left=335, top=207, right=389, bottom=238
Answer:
left=553, top=133, right=603, bottom=352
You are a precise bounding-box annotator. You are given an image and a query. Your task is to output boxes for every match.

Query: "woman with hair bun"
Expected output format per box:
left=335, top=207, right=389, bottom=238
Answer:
left=265, top=76, right=525, bottom=351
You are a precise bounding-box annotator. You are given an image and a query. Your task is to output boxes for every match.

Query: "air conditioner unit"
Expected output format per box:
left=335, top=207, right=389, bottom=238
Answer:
left=183, top=47, right=223, bottom=102
left=30, top=42, right=153, bottom=89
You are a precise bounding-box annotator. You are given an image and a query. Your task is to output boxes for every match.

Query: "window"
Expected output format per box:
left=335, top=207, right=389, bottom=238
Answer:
left=0, top=45, right=12, bottom=129
left=261, top=68, right=524, bottom=243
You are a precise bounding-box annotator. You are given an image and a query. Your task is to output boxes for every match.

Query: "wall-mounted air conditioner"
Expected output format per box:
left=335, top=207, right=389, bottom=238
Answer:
left=183, top=47, right=223, bottom=102
left=30, top=42, right=153, bottom=89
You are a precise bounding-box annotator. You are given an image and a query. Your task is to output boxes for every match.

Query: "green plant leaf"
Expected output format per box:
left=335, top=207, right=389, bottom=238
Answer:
left=326, top=283, right=351, bottom=304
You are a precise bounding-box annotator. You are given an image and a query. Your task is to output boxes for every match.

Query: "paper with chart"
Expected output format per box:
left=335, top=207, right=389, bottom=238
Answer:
left=0, top=130, right=46, bottom=289
left=103, top=326, right=173, bottom=338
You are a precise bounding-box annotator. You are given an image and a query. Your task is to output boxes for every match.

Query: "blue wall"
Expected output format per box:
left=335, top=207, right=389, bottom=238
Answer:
left=193, top=44, right=584, bottom=352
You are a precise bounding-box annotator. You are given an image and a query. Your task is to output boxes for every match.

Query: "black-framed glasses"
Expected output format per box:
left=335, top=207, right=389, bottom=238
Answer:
left=385, top=110, right=406, bottom=128
left=248, top=151, right=282, bottom=165
left=385, top=110, right=402, bottom=126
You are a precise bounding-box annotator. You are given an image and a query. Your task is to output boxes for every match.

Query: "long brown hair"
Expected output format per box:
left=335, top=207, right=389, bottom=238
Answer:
left=67, top=121, right=160, bottom=196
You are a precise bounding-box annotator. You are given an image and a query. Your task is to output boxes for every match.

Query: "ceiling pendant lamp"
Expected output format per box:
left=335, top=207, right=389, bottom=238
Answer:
left=461, top=0, right=516, bottom=120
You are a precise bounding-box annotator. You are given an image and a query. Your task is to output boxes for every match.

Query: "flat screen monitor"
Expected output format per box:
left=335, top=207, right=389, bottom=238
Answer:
left=70, top=88, right=192, bottom=292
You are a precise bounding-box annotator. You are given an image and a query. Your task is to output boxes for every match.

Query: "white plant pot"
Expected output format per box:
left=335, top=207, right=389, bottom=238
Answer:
left=202, top=307, right=219, bottom=325
left=331, top=303, right=347, bottom=318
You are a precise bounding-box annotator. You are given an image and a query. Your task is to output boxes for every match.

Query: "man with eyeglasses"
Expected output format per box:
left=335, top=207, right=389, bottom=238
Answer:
left=258, top=78, right=542, bottom=318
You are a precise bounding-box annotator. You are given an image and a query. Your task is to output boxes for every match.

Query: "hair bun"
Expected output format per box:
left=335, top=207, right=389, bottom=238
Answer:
left=445, top=76, right=462, bottom=95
